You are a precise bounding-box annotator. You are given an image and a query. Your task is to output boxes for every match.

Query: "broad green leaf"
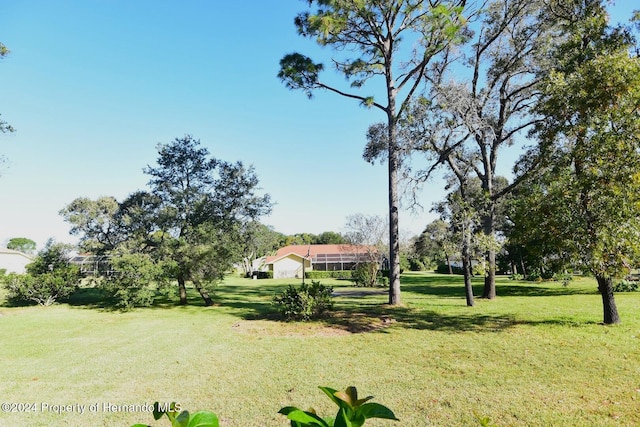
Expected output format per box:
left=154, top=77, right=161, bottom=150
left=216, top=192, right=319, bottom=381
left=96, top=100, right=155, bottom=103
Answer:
left=187, top=411, right=219, bottom=427
left=356, top=403, right=399, bottom=421
left=333, top=408, right=354, bottom=427
left=174, top=410, right=190, bottom=427
left=130, top=424, right=150, bottom=427
left=281, top=408, right=330, bottom=427
left=318, top=386, right=342, bottom=407
left=152, top=402, right=165, bottom=420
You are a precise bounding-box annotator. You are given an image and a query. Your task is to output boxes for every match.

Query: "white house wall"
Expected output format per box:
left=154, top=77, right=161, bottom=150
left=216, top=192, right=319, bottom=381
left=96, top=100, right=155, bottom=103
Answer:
left=0, top=251, right=33, bottom=274
left=272, top=255, right=311, bottom=279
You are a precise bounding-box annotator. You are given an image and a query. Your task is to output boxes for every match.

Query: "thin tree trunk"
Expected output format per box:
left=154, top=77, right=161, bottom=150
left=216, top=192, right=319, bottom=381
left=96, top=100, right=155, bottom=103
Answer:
left=445, top=252, right=453, bottom=274
left=178, top=276, right=187, bottom=305
left=194, top=280, right=214, bottom=307
left=387, top=103, right=401, bottom=305
left=596, top=275, right=620, bottom=324
left=462, top=227, right=474, bottom=307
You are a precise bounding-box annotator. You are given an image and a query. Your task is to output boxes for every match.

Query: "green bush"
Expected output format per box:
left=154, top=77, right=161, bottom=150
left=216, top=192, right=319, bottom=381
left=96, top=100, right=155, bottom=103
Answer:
left=613, top=280, right=639, bottom=292
left=102, top=253, right=164, bottom=309
left=352, top=263, right=382, bottom=287
left=272, top=281, right=334, bottom=321
left=509, top=273, right=524, bottom=281
left=1, top=241, right=81, bottom=306
left=3, top=271, right=79, bottom=306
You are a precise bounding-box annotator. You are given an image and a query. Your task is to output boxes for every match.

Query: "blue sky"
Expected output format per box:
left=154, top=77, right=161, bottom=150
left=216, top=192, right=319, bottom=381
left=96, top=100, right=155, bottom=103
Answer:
left=0, top=1, right=636, bottom=250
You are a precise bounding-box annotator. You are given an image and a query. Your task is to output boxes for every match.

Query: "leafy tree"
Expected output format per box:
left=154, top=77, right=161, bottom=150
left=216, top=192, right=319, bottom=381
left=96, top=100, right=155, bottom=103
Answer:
left=6, top=237, right=36, bottom=255
left=59, top=196, right=122, bottom=254
left=516, top=0, right=640, bottom=324
left=316, top=231, right=346, bottom=245
left=344, top=214, right=386, bottom=287
left=415, top=220, right=457, bottom=273
left=278, top=0, right=468, bottom=305
left=238, top=221, right=283, bottom=276
left=143, top=135, right=272, bottom=305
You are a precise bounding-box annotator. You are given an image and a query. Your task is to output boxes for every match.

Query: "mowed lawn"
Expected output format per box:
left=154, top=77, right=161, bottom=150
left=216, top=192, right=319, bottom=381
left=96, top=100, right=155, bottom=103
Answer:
left=0, top=272, right=638, bottom=426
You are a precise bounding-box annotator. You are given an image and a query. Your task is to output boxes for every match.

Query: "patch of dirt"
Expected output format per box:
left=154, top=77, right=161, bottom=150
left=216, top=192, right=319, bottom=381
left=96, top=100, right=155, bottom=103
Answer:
left=231, top=311, right=396, bottom=337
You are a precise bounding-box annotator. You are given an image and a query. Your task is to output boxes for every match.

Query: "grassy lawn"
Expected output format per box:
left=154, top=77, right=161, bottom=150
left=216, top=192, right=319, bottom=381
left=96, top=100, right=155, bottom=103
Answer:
left=0, top=272, right=638, bottom=426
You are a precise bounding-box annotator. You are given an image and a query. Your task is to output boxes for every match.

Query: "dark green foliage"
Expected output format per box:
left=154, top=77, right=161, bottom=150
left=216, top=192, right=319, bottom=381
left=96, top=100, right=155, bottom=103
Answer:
left=613, top=280, right=639, bottom=293
left=279, top=385, right=398, bottom=427
left=6, top=237, right=36, bottom=254
left=102, top=252, right=165, bottom=309
left=2, top=240, right=80, bottom=306
left=245, top=271, right=273, bottom=279
left=3, top=271, right=79, bottom=306
left=272, top=281, right=334, bottom=321
left=436, top=264, right=464, bottom=275
left=350, top=264, right=376, bottom=287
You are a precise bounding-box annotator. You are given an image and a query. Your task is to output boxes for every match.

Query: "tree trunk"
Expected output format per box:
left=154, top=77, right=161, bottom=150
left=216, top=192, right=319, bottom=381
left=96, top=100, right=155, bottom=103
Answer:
left=483, top=248, right=496, bottom=299
left=462, top=227, right=474, bottom=307
left=482, top=202, right=497, bottom=299
left=194, top=281, right=214, bottom=307
left=596, top=275, right=621, bottom=324
left=387, top=105, right=401, bottom=305
left=178, top=276, right=187, bottom=305
left=445, top=252, right=453, bottom=274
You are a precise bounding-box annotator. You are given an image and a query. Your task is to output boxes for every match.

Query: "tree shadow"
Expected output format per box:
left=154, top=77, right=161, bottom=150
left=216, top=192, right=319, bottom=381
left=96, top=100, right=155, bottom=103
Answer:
left=400, top=273, right=596, bottom=298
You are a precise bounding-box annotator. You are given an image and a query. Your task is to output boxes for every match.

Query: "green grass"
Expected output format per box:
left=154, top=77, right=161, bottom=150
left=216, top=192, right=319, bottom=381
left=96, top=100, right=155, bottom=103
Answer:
left=0, top=272, right=639, bottom=426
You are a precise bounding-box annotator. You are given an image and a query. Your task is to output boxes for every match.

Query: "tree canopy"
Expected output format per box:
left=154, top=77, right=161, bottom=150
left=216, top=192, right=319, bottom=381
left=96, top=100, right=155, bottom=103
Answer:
left=512, top=0, right=640, bottom=324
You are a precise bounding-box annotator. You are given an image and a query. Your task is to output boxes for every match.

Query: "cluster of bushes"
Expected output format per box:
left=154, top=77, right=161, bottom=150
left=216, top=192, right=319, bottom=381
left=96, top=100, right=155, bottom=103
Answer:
left=614, top=279, right=639, bottom=292
left=272, top=281, right=334, bottom=321
left=1, top=241, right=81, bottom=306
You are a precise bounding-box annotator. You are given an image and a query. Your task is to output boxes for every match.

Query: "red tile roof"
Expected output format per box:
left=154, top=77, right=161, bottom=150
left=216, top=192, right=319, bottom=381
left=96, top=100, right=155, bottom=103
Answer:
left=265, top=244, right=374, bottom=264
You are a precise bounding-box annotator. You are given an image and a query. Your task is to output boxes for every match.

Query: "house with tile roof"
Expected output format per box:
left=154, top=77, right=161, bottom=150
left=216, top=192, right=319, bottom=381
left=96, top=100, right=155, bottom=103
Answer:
left=0, top=249, right=34, bottom=274
left=264, top=244, right=380, bottom=279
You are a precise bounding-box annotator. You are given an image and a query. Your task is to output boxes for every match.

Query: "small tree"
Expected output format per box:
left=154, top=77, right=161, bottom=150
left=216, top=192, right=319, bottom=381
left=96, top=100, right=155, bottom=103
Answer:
left=344, top=214, right=386, bottom=287
left=6, top=237, right=36, bottom=255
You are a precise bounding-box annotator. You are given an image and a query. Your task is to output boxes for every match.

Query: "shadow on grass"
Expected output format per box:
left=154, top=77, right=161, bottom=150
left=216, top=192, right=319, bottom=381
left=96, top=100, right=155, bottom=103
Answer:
left=400, top=273, right=596, bottom=298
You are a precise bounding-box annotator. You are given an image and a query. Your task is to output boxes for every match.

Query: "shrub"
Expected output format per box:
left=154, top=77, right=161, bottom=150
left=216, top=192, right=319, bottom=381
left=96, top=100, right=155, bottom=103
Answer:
left=613, top=280, right=639, bottom=292
left=3, top=270, right=79, bottom=306
left=102, top=253, right=164, bottom=309
left=2, top=240, right=81, bottom=306
left=272, top=281, right=334, bottom=321
left=509, top=273, right=524, bottom=281
left=352, top=263, right=381, bottom=287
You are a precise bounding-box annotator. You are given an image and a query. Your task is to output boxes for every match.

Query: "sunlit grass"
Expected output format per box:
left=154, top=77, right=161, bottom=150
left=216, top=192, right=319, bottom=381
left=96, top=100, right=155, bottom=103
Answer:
left=0, top=272, right=638, bottom=426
